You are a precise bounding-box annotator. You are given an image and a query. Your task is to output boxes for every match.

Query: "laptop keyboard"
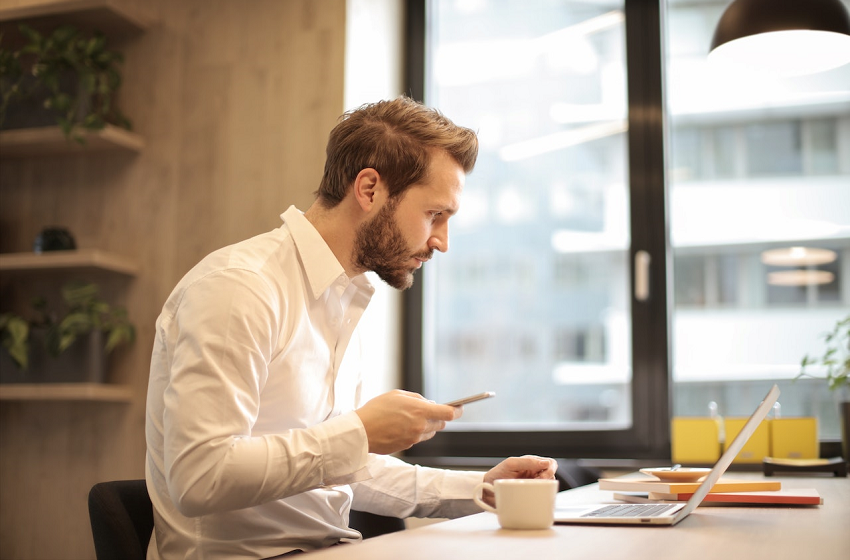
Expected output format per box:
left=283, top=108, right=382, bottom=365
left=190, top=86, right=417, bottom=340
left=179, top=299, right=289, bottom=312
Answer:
left=581, top=504, right=679, bottom=518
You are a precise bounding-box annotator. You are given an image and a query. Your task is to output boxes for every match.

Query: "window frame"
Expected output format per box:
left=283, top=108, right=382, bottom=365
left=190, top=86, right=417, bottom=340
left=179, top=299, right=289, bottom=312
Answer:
left=401, top=0, right=673, bottom=461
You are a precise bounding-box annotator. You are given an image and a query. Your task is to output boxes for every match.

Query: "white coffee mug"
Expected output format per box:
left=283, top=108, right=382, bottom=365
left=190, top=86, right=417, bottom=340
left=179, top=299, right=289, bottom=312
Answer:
left=472, top=478, right=559, bottom=530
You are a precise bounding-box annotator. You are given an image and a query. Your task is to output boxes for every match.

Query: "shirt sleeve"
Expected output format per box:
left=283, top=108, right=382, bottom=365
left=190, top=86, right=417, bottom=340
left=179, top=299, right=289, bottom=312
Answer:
left=160, top=269, right=370, bottom=518
left=350, top=454, right=485, bottom=519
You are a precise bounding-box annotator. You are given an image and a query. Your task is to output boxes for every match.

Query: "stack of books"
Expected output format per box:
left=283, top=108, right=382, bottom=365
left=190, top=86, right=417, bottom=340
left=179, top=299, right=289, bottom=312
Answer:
left=599, top=474, right=823, bottom=506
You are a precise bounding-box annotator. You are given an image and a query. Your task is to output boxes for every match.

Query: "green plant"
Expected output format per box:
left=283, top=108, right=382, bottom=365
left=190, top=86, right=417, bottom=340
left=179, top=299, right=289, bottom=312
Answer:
left=0, top=23, right=131, bottom=142
left=796, top=315, right=850, bottom=393
left=0, top=281, right=135, bottom=370
left=0, top=312, right=29, bottom=369
left=0, top=31, right=24, bottom=126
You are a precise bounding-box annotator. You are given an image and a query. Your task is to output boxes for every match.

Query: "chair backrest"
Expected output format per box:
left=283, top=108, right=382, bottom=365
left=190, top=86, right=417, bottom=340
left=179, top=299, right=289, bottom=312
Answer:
left=349, top=509, right=406, bottom=539
left=555, top=459, right=603, bottom=490
left=86, top=478, right=403, bottom=557
left=88, top=479, right=154, bottom=560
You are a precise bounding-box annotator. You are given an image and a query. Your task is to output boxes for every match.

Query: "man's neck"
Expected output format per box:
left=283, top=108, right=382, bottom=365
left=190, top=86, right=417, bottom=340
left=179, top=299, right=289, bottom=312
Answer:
left=303, top=199, right=362, bottom=277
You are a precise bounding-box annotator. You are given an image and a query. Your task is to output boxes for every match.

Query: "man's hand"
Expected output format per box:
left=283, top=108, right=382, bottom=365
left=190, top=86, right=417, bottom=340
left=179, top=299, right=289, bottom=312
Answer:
left=355, top=390, right=462, bottom=454
left=479, top=455, right=558, bottom=507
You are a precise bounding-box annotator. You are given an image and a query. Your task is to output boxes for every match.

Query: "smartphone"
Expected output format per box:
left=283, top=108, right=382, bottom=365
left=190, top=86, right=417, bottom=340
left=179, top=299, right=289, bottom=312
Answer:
left=443, top=391, right=496, bottom=407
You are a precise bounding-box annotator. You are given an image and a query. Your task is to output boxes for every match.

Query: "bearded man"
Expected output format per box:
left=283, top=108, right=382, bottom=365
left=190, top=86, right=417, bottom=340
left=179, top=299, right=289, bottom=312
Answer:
left=145, top=97, right=557, bottom=559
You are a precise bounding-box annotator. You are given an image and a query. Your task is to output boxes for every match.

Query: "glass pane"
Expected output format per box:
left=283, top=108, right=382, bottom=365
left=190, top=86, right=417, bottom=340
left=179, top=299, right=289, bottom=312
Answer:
left=423, top=0, right=630, bottom=430
left=666, top=0, right=850, bottom=439
left=745, top=121, right=802, bottom=176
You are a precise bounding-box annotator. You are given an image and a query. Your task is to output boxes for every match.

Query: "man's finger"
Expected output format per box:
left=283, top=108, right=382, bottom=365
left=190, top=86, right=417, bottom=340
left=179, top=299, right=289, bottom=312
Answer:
left=536, top=458, right=557, bottom=476
left=421, top=402, right=460, bottom=421
left=425, top=419, right=447, bottom=432
left=420, top=431, right=437, bottom=442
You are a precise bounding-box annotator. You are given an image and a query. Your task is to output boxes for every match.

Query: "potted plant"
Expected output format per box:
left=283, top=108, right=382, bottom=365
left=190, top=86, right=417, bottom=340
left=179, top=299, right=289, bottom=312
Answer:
left=0, top=23, right=131, bottom=142
left=0, top=281, right=135, bottom=383
left=796, top=315, right=850, bottom=462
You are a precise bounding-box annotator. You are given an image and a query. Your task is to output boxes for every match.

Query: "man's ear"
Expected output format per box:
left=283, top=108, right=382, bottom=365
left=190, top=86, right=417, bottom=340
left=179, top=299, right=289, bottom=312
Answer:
left=352, top=168, right=382, bottom=212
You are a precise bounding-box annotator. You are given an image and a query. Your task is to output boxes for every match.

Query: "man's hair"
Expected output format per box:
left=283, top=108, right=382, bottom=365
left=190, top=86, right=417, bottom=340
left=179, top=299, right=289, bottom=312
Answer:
left=316, top=97, right=479, bottom=207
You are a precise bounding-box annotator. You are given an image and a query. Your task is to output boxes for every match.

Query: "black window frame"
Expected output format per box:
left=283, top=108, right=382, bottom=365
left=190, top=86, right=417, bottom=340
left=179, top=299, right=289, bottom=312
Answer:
left=401, top=0, right=673, bottom=462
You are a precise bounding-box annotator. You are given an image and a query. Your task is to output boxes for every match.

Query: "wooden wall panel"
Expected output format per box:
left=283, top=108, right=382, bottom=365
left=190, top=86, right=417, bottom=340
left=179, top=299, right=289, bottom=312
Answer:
left=0, top=1, right=347, bottom=558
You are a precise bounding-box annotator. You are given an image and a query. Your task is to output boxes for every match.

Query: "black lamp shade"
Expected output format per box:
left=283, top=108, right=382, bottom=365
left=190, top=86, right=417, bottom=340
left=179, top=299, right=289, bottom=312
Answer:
left=710, top=0, right=850, bottom=52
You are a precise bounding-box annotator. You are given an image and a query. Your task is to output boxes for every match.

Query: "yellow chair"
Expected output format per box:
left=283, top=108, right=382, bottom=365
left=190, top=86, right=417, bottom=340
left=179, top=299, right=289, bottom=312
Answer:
left=770, top=417, right=818, bottom=459
left=671, top=417, right=722, bottom=464
left=724, top=417, right=770, bottom=463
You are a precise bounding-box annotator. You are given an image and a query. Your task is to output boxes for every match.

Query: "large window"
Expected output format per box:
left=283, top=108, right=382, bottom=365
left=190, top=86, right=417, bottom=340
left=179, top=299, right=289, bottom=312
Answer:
left=404, top=0, right=849, bottom=460
left=422, top=0, right=632, bottom=431
left=666, top=0, right=850, bottom=432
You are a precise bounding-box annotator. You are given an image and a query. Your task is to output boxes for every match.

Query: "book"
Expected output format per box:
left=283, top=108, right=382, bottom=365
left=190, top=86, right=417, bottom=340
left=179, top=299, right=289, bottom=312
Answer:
left=598, top=476, right=782, bottom=494
left=613, top=488, right=822, bottom=506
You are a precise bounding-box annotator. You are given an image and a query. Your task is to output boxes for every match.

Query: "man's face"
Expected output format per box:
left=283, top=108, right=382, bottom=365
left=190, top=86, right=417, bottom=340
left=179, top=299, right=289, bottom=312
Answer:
left=353, top=150, right=465, bottom=290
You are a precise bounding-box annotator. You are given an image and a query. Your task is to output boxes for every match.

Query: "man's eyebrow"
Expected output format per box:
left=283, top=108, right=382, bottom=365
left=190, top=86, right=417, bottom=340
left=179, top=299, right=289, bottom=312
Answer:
left=434, top=204, right=460, bottom=219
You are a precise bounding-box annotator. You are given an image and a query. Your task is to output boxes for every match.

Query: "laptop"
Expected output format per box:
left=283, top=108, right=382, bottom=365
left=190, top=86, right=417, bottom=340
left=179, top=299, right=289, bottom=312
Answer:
left=554, top=384, right=780, bottom=526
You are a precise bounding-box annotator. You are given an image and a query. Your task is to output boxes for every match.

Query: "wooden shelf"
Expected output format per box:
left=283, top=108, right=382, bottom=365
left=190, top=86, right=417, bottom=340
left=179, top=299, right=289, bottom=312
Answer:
left=0, top=124, right=145, bottom=157
left=0, top=383, right=133, bottom=402
left=0, top=0, right=154, bottom=39
left=0, top=249, right=139, bottom=276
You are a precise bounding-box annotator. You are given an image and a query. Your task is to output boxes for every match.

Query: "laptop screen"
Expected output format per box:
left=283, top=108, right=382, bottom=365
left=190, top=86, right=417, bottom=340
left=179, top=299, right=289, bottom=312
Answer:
left=674, top=384, right=781, bottom=520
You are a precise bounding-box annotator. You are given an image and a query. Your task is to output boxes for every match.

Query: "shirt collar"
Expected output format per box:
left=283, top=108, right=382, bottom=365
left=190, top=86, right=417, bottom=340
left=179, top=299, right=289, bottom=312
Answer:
left=281, top=205, right=373, bottom=300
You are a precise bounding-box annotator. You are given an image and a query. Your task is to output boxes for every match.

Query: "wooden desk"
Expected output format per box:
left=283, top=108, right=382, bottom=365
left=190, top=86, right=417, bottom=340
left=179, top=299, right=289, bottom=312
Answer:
left=308, top=476, right=850, bottom=560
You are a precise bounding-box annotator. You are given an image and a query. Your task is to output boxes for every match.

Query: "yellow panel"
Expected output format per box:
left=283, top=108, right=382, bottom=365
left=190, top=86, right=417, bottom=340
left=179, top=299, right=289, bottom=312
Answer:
left=671, top=418, right=721, bottom=464
left=770, top=417, right=819, bottom=459
left=724, top=418, right=771, bottom=463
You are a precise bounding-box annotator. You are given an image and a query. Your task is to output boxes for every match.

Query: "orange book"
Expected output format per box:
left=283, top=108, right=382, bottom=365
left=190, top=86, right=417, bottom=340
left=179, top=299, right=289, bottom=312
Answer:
left=598, top=476, right=781, bottom=494
left=614, top=488, right=822, bottom=506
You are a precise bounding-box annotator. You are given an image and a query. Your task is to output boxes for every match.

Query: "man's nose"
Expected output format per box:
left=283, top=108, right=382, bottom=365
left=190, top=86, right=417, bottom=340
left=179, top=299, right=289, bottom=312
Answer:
left=428, top=223, right=449, bottom=253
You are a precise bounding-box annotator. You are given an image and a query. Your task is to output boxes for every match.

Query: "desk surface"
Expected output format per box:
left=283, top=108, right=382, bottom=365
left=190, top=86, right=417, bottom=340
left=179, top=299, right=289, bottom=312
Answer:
left=309, top=475, right=850, bottom=560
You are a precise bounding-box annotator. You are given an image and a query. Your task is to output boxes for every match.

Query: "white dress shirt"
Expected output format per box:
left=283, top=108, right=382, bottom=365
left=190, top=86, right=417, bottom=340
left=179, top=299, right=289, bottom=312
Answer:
left=145, top=206, right=484, bottom=559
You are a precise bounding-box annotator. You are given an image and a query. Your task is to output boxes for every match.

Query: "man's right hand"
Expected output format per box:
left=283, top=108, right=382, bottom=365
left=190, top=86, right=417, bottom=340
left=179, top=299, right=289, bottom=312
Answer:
left=355, top=390, right=461, bottom=454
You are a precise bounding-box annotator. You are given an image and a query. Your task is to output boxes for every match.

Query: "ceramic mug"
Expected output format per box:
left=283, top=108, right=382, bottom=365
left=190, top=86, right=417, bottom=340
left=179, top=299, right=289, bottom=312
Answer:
left=472, top=478, right=558, bottom=530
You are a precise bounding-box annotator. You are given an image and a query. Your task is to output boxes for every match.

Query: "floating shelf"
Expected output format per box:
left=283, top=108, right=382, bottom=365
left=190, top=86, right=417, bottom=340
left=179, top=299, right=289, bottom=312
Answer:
left=0, top=383, right=133, bottom=402
left=0, top=249, right=139, bottom=276
left=0, top=0, right=154, bottom=39
left=0, top=124, right=145, bottom=157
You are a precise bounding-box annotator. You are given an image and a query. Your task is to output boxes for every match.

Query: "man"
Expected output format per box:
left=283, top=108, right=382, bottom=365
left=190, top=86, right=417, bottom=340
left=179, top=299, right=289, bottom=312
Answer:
left=145, top=97, right=557, bottom=559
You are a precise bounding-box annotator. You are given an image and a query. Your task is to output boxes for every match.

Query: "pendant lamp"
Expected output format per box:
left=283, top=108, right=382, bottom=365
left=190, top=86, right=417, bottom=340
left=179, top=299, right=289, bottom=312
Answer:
left=708, top=0, right=850, bottom=76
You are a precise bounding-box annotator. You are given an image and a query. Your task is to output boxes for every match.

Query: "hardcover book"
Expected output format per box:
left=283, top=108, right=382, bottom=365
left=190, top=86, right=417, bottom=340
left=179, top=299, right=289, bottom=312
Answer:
left=598, top=476, right=782, bottom=494
left=613, top=488, right=821, bottom=505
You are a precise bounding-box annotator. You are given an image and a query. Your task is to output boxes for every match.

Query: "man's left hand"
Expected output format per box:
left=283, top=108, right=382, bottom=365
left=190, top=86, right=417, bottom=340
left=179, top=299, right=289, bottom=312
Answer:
left=479, top=455, right=558, bottom=507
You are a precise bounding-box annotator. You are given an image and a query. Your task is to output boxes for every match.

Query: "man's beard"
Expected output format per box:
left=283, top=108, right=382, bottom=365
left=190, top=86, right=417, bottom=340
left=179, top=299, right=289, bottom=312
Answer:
left=353, top=200, right=432, bottom=290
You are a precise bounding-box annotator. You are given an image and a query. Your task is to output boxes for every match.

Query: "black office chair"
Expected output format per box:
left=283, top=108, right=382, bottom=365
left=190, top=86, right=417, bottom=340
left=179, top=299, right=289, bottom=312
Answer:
left=555, top=458, right=602, bottom=490
left=349, top=509, right=406, bottom=539
left=88, top=479, right=404, bottom=559
left=88, top=480, right=154, bottom=560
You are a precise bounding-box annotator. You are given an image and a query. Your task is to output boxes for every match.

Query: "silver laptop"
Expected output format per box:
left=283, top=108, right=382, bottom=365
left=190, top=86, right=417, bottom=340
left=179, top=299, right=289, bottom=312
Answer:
left=554, top=384, right=780, bottom=526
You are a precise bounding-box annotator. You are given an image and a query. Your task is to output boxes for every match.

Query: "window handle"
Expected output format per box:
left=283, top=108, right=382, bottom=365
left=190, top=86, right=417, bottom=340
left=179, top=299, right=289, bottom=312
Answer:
left=635, top=250, right=651, bottom=301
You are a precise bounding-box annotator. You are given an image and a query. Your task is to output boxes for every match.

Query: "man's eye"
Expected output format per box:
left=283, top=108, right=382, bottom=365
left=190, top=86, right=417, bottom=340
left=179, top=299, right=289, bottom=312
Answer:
left=431, top=211, right=443, bottom=222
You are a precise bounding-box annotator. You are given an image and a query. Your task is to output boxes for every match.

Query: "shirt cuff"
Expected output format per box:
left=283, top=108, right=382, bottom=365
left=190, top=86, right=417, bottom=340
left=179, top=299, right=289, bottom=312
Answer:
left=439, top=469, right=487, bottom=500
left=435, top=470, right=488, bottom=518
left=313, top=411, right=372, bottom=486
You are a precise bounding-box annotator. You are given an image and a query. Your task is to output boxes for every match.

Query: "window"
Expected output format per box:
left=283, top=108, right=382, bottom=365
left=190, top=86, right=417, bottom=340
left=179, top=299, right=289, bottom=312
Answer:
left=667, top=0, right=850, bottom=431
left=404, top=0, right=849, bottom=460
left=419, top=0, right=634, bottom=434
